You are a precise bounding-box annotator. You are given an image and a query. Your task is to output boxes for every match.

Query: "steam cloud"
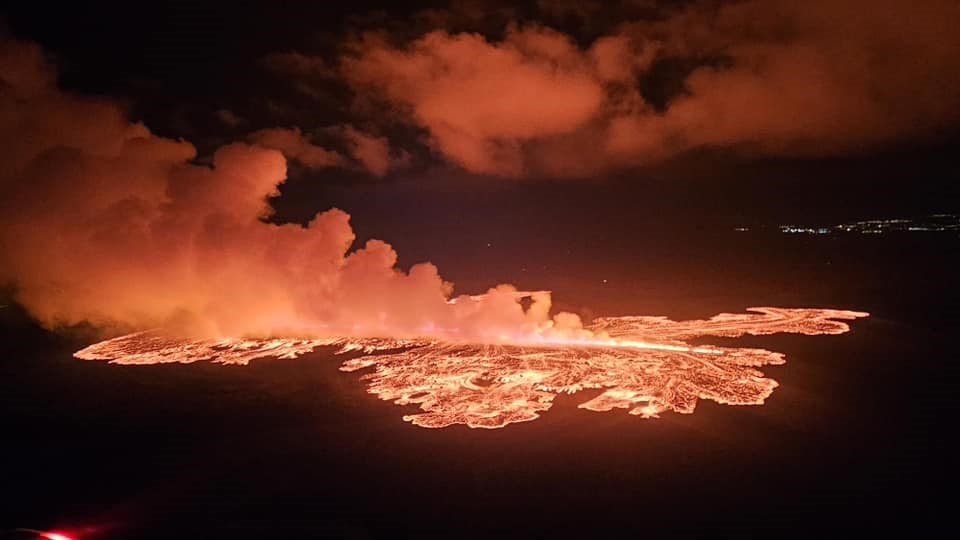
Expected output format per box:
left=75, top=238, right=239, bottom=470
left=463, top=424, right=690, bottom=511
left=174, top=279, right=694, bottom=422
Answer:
left=247, top=127, right=345, bottom=170
left=0, top=37, right=585, bottom=341
left=334, top=0, right=960, bottom=177
left=1, top=0, right=952, bottom=338
left=246, top=125, right=405, bottom=177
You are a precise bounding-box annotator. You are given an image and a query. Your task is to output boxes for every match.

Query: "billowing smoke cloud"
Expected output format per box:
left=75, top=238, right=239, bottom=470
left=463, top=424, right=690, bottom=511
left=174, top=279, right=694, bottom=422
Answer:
left=341, top=125, right=410, bottom=177
left=0, top=37, right=586, bottom=341
left=342, top=26, right=617, bottom=176
left=247, top=125, right=406, bottom=176
left=247, top=126, right=345, bottom=169
left=338, top=0, right=960, bottom=177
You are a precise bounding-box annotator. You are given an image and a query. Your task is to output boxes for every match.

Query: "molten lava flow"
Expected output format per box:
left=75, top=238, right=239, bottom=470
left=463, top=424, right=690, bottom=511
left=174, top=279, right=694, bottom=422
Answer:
left=75, top=307, right=867, bottom=429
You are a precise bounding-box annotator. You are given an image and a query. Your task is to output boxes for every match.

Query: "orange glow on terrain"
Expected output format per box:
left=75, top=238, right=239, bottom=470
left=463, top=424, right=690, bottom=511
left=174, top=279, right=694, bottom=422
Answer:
left=75, top=307, right=867, bottom=429
left=14, top=531, right=75, bottom=540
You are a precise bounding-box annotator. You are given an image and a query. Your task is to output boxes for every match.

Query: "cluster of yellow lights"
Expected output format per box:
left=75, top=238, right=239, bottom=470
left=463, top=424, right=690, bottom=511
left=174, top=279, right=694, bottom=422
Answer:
left=75, top=307, right=867, bottom=429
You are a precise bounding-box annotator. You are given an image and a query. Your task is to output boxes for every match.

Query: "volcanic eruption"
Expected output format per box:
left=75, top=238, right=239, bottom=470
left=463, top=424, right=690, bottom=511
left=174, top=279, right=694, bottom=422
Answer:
left=75, top=307, right=866, bottom=429
left=0, top=35, right=868, bottom=430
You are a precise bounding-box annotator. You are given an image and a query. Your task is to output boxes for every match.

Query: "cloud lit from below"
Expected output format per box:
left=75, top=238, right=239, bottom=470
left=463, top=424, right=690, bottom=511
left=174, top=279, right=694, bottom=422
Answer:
left=0, top=36, right=588, bottom=341
left=337, top=0, right=960, bottom=177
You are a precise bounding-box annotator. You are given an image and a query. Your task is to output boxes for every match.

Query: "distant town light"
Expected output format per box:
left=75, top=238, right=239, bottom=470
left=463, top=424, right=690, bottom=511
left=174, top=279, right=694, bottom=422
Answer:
left=746, top=214, right=960, bottom=235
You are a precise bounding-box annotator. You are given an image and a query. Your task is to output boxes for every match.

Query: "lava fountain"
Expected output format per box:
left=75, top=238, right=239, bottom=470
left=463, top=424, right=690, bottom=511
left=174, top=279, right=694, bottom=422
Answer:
left=75, top=306, right=867, bottom=429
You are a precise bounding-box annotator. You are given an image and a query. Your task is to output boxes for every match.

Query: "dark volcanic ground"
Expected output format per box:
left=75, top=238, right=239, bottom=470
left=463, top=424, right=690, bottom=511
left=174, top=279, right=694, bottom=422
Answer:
left=2, top=230, right=958, bottom=538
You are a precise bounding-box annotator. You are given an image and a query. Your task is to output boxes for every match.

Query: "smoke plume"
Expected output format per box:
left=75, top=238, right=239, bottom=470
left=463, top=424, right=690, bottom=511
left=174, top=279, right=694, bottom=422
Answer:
left=247, top=127, right=345, bottom=169
left=0, top=37, right=584, bottom=341
left=337, top=0, right=960, bottom=177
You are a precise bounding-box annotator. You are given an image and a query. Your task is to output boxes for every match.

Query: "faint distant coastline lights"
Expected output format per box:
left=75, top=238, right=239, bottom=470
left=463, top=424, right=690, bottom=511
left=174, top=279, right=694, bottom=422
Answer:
left=734, top=214, right=960, bottom=235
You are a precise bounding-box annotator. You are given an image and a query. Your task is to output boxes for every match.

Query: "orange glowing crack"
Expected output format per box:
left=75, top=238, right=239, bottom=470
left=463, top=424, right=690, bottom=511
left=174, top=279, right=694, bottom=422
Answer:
left=74, top=307, right=867, bottom=429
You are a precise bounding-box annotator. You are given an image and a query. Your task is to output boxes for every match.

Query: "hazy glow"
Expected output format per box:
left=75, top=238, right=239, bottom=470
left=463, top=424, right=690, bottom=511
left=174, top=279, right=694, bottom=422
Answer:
left=14, top=531, right=74, bottom=540
left=76, top=307, right=867, bottom=429
left=340, top=1, right=960, bottom=177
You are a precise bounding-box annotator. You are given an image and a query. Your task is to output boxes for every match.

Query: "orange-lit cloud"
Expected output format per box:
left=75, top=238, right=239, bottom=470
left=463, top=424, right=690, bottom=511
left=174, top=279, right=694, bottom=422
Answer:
left=0, top=37, right=585, bottom=341
left=336, top=0, right=960, bottom=177
left=341, top=125, right=409, bottom=177
left=342, top=26, right=615, bottom=176
left=247, top=125, right=406, bottom=176
left=215, top=109, right=246, bottom=128
left=606, top=0, right=960, bottom=159
left=248, top=126, right=345, bottom=169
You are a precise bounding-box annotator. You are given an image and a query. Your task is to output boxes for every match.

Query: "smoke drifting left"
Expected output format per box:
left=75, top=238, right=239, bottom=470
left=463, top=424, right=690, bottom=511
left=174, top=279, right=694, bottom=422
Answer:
left=0, top=36, right=587, bottom=342
left=337, top=0, right=960, bottom=177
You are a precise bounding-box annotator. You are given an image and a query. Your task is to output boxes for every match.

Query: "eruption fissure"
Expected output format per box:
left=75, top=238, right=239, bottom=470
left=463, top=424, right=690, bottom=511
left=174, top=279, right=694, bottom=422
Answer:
left=0, top=36, right=869, bottom=430
left=75, top=307, right=867, bottom=429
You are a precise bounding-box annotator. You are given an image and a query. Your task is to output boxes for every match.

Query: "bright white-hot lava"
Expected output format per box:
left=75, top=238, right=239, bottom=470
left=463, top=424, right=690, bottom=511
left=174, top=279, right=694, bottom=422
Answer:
left=75, top=306, right=868, bottom=429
